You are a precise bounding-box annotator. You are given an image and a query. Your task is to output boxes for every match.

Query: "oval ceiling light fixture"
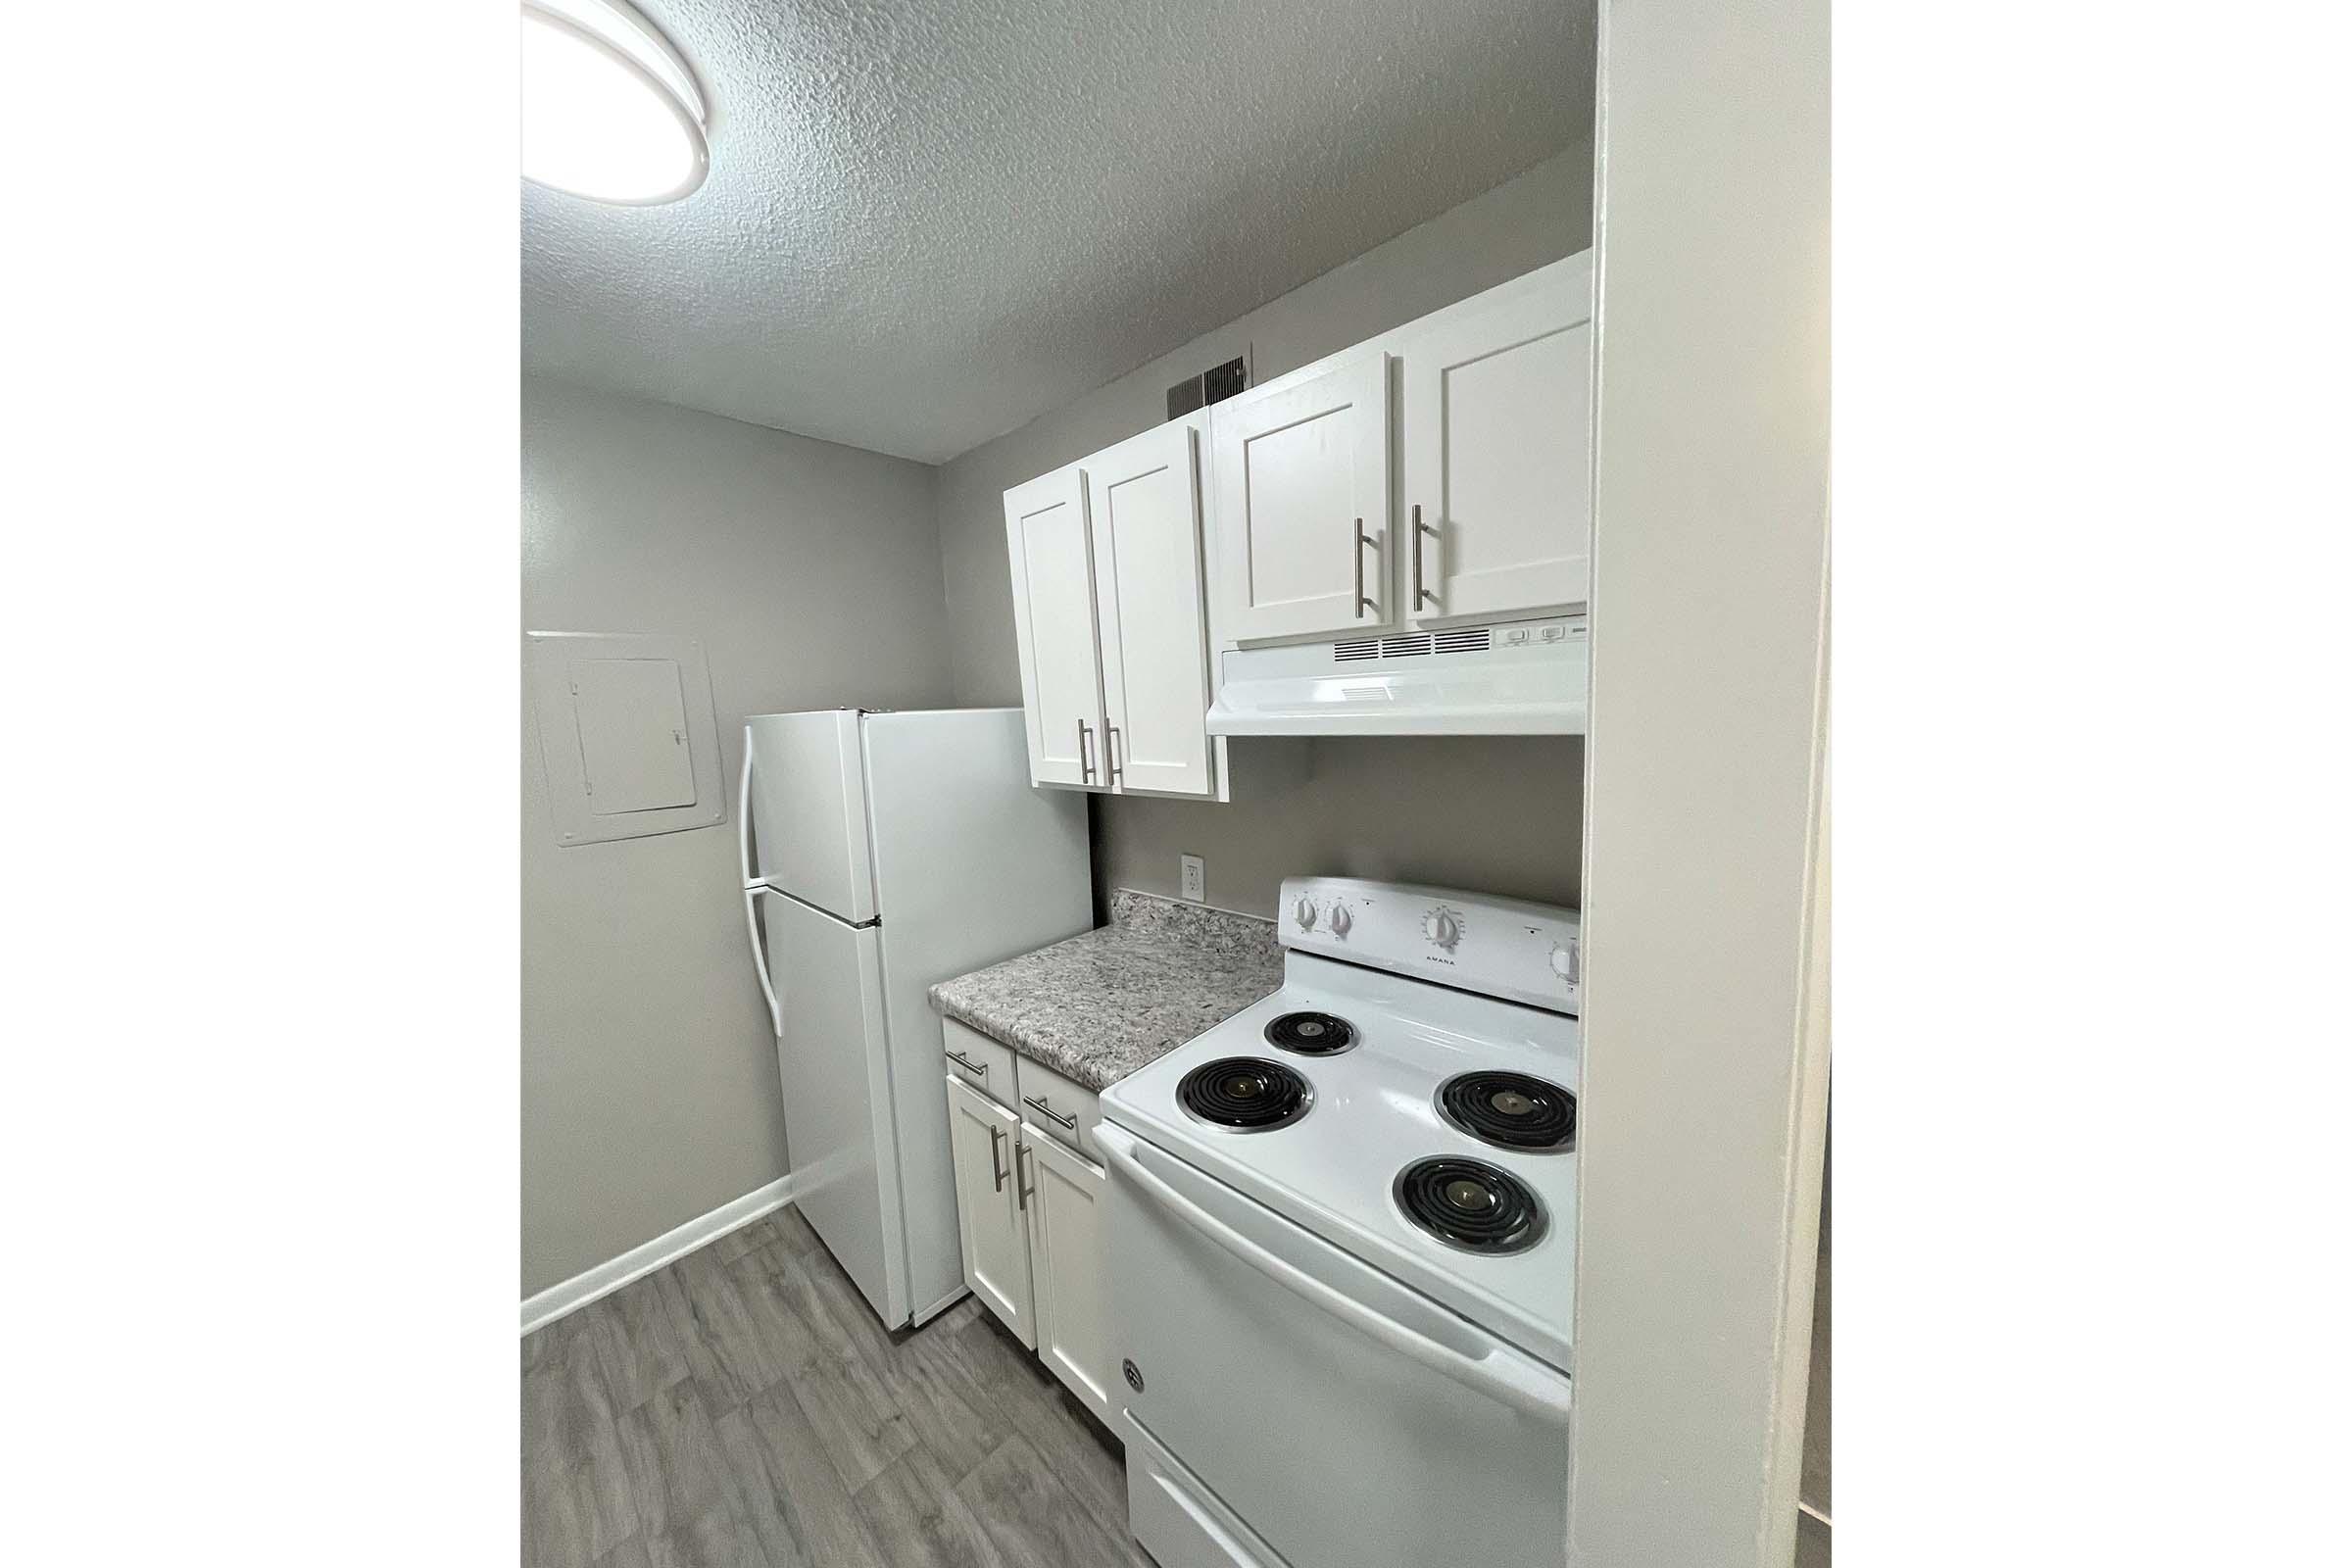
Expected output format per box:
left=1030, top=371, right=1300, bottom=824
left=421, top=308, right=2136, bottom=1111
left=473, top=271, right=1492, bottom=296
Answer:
left=522, top=0, right=710, bottom=205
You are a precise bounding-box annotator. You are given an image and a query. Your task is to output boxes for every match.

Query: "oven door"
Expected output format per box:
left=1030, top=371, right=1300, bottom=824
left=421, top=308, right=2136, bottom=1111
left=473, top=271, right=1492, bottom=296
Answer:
left=1099, top=1122, right=1573, bottom=1568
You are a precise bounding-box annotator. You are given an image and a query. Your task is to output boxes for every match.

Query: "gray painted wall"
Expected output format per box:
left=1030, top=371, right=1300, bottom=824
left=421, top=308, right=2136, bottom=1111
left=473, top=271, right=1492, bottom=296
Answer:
left=934, top=143, right=1594, bottom=917
left=521, top=376, right=950, bottom=1296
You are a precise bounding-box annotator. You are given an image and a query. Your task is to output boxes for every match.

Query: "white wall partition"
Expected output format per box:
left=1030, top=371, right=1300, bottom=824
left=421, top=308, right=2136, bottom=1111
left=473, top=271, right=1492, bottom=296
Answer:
left=1567, top=0, right=1831, bottom=1562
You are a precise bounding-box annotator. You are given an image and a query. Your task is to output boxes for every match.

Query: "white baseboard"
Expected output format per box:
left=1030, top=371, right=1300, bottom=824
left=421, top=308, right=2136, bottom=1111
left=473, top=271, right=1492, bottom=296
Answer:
left=521, top=1173, right=799, bottom=1337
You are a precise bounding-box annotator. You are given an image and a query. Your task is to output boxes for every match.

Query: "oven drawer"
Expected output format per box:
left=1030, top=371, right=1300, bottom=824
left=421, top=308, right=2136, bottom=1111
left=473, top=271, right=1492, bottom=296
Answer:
left=1101, top=1121, right=1571, bottom=1568
left=1125, top=1414, right=1293, bottom=1568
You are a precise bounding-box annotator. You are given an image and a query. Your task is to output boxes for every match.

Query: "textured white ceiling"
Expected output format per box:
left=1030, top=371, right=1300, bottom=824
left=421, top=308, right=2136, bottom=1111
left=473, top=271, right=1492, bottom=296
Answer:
left=521, top=0, right=1594, bottom=464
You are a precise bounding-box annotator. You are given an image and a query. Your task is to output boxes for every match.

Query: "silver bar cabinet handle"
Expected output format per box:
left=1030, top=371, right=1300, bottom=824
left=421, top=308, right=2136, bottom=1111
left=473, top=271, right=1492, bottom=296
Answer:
left=1014, top=1142, right=1035, bottom=1210
left=1077, top=719, right=1095, bottom=781
left=947, top=1049, right=988, bottom=1077
left=1106, top=725, right=1122, bottom=782
left=1413, top=504, right=1440, bottom=610
left=1023, top=1094, right=1077, bottom=1131
left=988, top=1124, right=1007, bottom=1192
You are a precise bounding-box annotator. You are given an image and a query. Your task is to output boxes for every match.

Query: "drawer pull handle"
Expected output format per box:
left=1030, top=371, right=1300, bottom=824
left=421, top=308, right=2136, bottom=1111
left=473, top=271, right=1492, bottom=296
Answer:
left=987, top=1124, right=1007, bottom=1192
left=947, top=1049, right=988, bottom=1077
left=1015, top=1142, right=1035, bottom=1210
left=1023, top=1095, right=1078, bottom=1131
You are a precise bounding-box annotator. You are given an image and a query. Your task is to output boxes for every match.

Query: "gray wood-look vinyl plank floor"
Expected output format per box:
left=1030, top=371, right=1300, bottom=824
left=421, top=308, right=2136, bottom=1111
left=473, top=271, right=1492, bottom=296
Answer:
left=522, top=1204, right=1145, bottom=1568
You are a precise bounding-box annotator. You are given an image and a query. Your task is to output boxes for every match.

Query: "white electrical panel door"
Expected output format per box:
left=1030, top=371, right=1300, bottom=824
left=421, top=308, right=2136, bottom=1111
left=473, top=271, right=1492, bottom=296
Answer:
left=1086, top=421, right=1215, bottom=798
left=1210, top=349, right=1392, bottom=643
left=1398, top=255, right=1595, bottom=624
left=526, top=631, right=723, bottom=846
left=570, top=658, right=697, bottom=811
left=1004, top=466, right=1108, bottom=789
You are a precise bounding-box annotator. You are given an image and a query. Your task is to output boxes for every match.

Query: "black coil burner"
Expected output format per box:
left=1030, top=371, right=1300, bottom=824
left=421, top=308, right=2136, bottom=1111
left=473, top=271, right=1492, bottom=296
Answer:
left=1177, top=1057, right=1312, bottom=1132
left=1437, top=1071, right=1577, bottom=1152
left=1394, top=1157, right=1546, bottom=1253
left=1262, top=1010, right=1356, bottom=1055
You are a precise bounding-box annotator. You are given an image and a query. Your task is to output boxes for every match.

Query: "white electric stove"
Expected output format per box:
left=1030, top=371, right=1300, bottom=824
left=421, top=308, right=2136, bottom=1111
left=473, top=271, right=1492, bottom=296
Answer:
left=1100, top=877, right=1582, bottom=1568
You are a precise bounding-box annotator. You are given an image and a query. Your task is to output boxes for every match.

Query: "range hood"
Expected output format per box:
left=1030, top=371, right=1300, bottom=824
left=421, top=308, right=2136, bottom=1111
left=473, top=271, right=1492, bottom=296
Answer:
left=1204, top=617, right=1588, bottom=737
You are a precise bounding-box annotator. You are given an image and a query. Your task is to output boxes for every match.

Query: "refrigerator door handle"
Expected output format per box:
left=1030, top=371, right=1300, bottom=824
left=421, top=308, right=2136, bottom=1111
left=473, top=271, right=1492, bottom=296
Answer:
left=743, top=888, right=782, bottom=1039
left=736, top=730, right=759, bottom=889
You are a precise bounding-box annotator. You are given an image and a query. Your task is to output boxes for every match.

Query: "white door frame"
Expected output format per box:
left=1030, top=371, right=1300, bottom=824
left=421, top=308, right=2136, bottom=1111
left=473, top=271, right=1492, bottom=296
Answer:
left=1567, top=0, right=1830, bottom=1562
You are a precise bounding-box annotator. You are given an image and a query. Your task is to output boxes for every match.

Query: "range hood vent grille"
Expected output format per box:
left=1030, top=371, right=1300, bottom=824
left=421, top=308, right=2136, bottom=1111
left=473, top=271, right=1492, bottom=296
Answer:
left=1334, top=627, right=1492, bottom=662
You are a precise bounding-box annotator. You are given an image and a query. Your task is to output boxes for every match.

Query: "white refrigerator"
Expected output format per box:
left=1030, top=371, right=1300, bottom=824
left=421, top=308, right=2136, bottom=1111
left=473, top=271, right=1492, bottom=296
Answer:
left=736, top=708, right=1090, bottom=1329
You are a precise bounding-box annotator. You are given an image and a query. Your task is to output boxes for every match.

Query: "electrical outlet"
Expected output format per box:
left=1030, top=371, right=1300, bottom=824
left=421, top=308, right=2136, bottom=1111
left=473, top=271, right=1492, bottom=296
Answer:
left=1179, top=855, right=1205, bottom=903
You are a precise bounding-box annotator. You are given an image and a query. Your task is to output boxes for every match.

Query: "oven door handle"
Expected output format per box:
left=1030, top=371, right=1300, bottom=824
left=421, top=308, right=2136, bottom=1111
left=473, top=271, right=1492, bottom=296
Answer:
left=1097, top=1123, right=1572, bottom=1423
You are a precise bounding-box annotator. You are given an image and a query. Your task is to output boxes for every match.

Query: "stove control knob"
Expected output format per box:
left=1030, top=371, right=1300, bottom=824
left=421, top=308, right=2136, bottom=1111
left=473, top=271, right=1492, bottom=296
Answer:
left=1550, top=941, right=1579, bottom=983
left=1328, top=904, right=1352, bottom=937
left=1294, top=897, right=1318, bottom=931
left=1423, top=908, right=1461, bottom=950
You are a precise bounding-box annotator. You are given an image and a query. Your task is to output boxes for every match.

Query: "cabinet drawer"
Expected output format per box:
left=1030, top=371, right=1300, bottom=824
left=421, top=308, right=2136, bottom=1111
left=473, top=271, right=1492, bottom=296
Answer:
left=943, top=1018, right=1017, bottom=1107
left=1014, top=1054, right=1102, bottom=1161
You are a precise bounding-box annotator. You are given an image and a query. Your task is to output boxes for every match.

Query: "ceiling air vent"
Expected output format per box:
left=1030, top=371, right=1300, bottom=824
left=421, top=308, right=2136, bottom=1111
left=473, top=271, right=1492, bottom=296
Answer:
left=1433, top=628, right=1493, bottom=655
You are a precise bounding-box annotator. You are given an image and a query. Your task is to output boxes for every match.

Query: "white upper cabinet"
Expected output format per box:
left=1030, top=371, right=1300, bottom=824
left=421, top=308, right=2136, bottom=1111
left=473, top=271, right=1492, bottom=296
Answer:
left=1004, top=418, right=1223, bottom=800
left=1397, top=254, right=1595, bottom=624
left=1209, top=349, right=1394, bottom=642
left=1004, top=466, right=1107, bottom=789
left=1002, top=255, right=1593, bottom=768
left=1086, top=422, right=1214, bottom=798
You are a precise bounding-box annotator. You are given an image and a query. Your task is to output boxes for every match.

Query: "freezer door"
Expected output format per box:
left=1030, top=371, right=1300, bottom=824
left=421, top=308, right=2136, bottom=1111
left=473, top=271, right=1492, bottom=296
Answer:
left=760, top=888, right=908, bottom=1326
left=745, top=710, right=877, bottom=924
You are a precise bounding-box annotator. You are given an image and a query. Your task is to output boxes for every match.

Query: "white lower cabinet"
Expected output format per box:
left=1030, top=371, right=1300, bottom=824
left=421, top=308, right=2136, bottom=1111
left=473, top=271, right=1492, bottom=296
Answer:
left=944, top=1068, right=1117, bottom=1423
left=945, top=1073, right=1035, bottom=1348
left=1021, top=1128, right=1115, bottom=1425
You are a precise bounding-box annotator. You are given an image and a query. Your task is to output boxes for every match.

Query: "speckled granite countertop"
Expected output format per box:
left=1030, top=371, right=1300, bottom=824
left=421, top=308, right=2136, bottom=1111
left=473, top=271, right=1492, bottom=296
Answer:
left=929, top=890, right=1285, bottom=1093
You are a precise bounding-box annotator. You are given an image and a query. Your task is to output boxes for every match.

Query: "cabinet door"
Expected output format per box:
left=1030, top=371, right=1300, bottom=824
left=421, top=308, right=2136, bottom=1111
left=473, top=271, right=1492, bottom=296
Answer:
left=1086, top=421, right=1214, bottom=797
left=1020, top=1128, right=1114, bottom=1425
left=1210, top=350, right=1393, bottom=642
left=945, top=1075, right=1035, bottom=1347
left=1004, top=466, right=1107, bottom=788
left=1398, top=255, right=1594, bottom=623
